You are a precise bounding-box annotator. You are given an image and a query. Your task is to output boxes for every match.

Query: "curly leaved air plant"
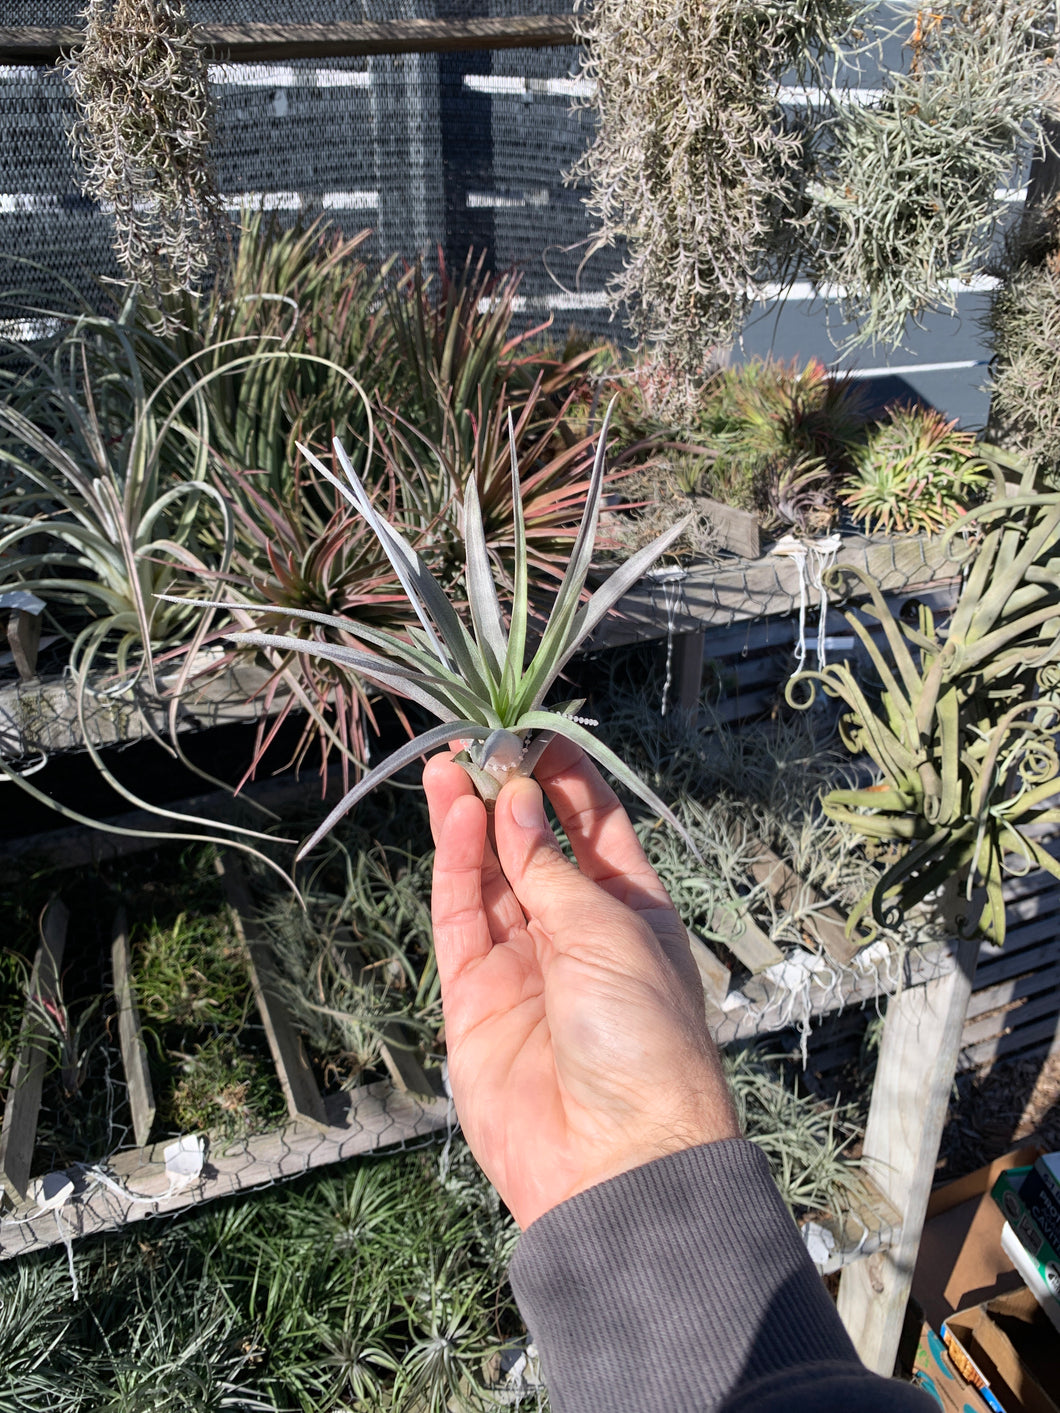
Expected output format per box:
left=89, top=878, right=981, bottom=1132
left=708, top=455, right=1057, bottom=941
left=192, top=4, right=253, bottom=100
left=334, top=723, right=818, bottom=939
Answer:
left=787, top=449, right=1060, bottom=944
left=191, top=408, right=697, bottom=862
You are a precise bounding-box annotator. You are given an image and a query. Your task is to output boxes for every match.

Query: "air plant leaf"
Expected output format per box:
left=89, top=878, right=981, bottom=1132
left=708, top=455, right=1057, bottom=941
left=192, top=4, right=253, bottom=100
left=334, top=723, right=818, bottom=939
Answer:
left=219, top=403, right=697, bottom=860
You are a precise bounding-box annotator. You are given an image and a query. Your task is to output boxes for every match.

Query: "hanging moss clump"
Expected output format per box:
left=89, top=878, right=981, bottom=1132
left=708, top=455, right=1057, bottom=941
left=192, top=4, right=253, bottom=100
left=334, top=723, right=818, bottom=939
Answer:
left=63, top=0, right=226, bottom=307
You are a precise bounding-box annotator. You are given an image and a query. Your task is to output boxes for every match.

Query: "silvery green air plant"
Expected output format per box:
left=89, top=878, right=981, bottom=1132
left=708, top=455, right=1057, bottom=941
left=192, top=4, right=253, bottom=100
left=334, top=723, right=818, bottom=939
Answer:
left=228, top=406, right=697, bottom=860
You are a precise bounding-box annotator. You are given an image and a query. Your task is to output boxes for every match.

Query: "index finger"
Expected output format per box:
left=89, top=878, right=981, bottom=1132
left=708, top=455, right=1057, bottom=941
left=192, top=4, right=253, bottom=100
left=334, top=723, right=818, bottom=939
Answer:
left=530, top=734, right=678, bottom=918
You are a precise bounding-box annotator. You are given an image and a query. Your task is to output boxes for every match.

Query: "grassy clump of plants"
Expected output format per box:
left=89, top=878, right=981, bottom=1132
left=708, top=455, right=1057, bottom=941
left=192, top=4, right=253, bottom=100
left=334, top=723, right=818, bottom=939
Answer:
left=128, top=852, right=286, bottom=1141
left=260, top=836, right=443, bottom=1091
left=0, top=1140, right=537, bottom=1413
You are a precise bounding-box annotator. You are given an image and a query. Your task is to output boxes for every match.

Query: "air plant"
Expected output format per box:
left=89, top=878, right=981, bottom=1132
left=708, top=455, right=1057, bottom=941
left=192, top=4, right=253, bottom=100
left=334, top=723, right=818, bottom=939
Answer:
left=789, top=448, right=1060, bottom=943
left=840, top=405, right=990, bottom=536
left=215, top=407, right=696, bottom=860
left=63, top=0, right=226, bottom=309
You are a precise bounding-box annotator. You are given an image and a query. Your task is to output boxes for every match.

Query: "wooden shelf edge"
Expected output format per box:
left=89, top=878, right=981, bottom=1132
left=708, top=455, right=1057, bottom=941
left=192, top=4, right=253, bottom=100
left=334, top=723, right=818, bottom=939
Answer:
left=0, top=1079, right=452, bottom=1258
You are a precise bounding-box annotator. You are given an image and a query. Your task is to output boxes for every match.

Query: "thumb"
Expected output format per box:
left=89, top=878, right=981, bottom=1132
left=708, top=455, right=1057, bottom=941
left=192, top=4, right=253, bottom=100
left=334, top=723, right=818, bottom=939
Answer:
left=495, top=775, right=632, bottom=952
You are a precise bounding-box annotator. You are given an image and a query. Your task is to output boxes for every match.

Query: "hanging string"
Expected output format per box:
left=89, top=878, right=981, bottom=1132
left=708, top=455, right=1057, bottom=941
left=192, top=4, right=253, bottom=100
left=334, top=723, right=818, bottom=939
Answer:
left=808, top=534, right=842, bottom=670
left=647, top=567, right=689, bottom=717
left=773, top=534, right=842, bottom=683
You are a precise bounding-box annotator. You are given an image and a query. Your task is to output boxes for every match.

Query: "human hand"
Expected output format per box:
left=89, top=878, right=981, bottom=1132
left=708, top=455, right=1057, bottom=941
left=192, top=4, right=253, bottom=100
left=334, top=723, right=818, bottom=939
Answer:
left=423, top=736, right=740, bottom=1230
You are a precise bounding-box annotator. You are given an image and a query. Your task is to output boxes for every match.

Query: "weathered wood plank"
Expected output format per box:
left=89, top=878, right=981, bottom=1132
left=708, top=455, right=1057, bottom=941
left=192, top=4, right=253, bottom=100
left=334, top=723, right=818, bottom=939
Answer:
left=110, top=907, right=155, bottom=1148
left=961, top=983, right=1060, bottom=1048
left=590, top=532, right=961, bottom=650
left=748, top=845, right=859, bottom=965
left=802, top=1173, right=902, bottom=1275
left=836, top=934, right=979, bottom=1375
left=705, top=901, right=784, bottom=974
left=713, top=940, right=958, bottom=1049
left=0, top=1079, right=452, bottom=1258
left=673, top=630, right=705, bottom=719
left=0, top=17, right=578, bottom=65
left=0, top=656, right=281, bottom=761
left=0, top=899, right=68, bottom=1202
left=959, top=1010, right=1060, bottom=1069
left=6, top=608, right=41, bottom=682
left=217, top=856, right=328, bottom=1130
left=697, top=497, right=760, bottom=559
left=687, top=932, right=732, bottom=1006
left=968, top=946, right=1060, bottom=1001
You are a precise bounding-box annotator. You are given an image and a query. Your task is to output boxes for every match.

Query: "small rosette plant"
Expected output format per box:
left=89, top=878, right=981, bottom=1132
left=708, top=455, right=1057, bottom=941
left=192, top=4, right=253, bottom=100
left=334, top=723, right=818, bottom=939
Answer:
left=208, top=407, right=695, bottom=860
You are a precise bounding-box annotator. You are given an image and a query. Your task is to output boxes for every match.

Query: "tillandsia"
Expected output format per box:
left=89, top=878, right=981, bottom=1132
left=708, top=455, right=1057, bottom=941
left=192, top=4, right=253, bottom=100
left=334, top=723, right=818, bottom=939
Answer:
left=182, top=407, right=697, bottom=861
left=787, top=449, right=1060, bottom=944
left=63, top=0, right=226, bottom=309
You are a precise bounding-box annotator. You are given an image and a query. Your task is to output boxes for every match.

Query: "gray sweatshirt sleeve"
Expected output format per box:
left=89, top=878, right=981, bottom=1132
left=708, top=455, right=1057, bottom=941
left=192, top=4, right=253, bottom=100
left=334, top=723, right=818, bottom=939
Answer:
left=509, top=1138, right=935, bottom=1413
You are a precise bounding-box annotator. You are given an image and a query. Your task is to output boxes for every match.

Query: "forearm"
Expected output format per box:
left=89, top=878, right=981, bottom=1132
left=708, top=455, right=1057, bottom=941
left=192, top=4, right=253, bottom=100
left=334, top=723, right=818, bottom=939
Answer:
left=510, top=1139, right=934, bottom=1413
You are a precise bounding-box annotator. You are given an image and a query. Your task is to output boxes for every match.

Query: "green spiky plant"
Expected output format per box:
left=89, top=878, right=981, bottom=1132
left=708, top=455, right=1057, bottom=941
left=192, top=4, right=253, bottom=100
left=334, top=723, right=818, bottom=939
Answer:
left=197, top=408, right=695, bottom=859
left=788, top=448, right=1060, bottom=943
left=841, top=405, right=990, bottom=536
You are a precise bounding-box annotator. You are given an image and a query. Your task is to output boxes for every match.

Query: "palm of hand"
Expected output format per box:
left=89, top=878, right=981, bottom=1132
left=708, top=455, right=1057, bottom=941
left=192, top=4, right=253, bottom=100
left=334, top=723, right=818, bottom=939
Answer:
left=424, top=744, right=738, bottom=1230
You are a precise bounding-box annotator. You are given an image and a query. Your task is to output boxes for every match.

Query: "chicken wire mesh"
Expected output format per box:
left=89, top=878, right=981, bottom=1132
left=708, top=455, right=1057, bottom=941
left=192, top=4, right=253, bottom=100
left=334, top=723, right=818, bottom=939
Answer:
left=0, top=1075, right=456, bottom=1260
left=0, top=1, right=627, bottom=341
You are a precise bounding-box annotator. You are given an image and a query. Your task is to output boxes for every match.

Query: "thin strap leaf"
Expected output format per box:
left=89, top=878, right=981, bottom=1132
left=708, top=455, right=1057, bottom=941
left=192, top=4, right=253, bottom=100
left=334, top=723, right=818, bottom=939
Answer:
left=297, top=720, right=491, bottom=859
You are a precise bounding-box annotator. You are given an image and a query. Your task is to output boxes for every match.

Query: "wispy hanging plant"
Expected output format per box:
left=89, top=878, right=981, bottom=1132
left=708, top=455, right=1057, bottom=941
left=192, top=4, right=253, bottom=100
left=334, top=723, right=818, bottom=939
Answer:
left=807, top=1, right=1060, bottom=348
left=569, top=0, right=857, bottom=366
left=63, top=0, right=226, bottom=307
left=988, top=198, right=1060, bottom=479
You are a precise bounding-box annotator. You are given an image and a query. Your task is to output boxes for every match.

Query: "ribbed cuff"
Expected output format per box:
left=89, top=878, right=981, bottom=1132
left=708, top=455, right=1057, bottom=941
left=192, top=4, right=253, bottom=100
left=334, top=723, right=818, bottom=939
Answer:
left=509, top=1139, right=858, bottom=1413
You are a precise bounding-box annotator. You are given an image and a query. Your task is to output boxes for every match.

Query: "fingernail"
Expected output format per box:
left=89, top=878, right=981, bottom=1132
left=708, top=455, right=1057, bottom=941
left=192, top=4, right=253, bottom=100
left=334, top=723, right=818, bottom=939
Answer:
left=510, top=779, right=545, bottom=832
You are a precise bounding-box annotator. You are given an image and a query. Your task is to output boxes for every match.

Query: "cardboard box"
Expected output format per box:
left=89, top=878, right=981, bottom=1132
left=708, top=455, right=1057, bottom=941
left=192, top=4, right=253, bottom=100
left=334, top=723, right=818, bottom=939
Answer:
left=991, top=1169, right=1060, bottom=1299
left=1001, top=1225, right=1060, bottom=1335
left=912, top=1147, right=1039, bottom=1331
left=1017, top=1155, right=1060, bottom=1253
left=912, top=1321, right=994, bottom=1413
left=943, top=1288, right=1060, bottom=1413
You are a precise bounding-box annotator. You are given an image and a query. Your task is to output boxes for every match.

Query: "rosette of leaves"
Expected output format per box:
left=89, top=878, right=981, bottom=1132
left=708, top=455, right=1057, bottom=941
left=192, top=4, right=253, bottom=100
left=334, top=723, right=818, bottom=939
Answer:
left=699, top=358, right=867, bottom=509
left=0, top=313, right=229, bottom=685
left=841, top=405, right=991, bottom=535
left=205, top=409, right=696, bottom=860
left=63, top=0, right=225, bottom=308
left=788, top=450, right=1060, bottom=943
left=374, top=375, right=619, bottom=588
left=152, top=214, right=395, bottom=499
left=807, top=1, right=1060, bottom=349
left=194, top=454, right=417, bottom=791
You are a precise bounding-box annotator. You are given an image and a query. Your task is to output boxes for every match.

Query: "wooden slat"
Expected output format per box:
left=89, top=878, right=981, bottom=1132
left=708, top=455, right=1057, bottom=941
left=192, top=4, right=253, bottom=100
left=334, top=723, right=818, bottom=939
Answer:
left=705, top=901, right=784, bottom=974
left=697, top=497, right=760, bottom=559
left=110, top=907, right=155, bottom=1148
left=331, top=928, right=439, bottom=1098
left=590, top=533, right=960, bottom=651
left=673, top=630, right=705, bottom=719
left=961, top=984, right=1060, bottom=1049
left=960, top=1011, right=1060, bottom=1069
left=217, top=856, right=328, bottom=1130
left=0, top=899, right=67, bottom=1202
left=0, top=17, right=578, bottom=65
left=968, top=947, right=1060, bottom=1002
left=836, top=933, right=979, bottom=1374
left=687, top=932, right=731, bottom=1006
left=803, top=1172, right=903, bottom=1275
left=6, top=608, right=41, bottom=682
left=747, top=845, right=859, bottom=965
